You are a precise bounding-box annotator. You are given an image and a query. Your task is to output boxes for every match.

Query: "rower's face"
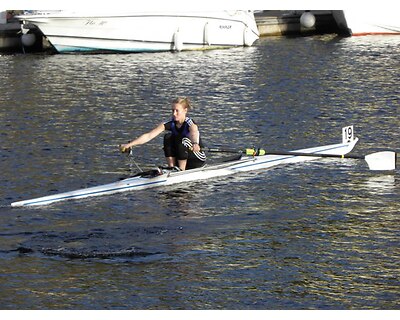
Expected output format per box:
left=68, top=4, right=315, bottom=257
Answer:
left=171, top=103, right=187, bottom=123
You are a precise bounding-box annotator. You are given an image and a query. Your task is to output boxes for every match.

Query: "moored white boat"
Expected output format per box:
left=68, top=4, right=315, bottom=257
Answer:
left=333, top=9, right=400, bottom=36
left=11, top=127, right=360, bottom=207
left=17, top=10, right=259, bottom=53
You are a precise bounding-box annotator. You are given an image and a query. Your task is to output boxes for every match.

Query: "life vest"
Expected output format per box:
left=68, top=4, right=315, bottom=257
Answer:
left=170, top=117, right=192, bottom=137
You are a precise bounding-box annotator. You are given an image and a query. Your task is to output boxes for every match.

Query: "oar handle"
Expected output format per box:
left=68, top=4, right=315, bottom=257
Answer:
left=119, top=145, right=131, bottom=153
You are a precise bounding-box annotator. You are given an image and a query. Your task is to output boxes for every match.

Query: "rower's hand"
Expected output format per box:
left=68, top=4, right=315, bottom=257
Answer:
left=192, top=144, right=201, bottom=152
left=119, top=144, right=131, bottom=153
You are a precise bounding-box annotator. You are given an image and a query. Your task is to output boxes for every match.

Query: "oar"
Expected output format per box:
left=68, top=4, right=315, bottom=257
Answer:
left=206, top=147, right=397, bottom=171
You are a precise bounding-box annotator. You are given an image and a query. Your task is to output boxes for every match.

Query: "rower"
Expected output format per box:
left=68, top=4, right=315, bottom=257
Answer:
left=119, top=97, right=206, bottom=171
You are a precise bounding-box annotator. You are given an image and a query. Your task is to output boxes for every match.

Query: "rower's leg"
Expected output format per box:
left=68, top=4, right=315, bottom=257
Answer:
left=178, top=159, right=187, bottom=171
left=164, top=134, right=177, bottom=168
left=166, top=157, right=176, bottom=167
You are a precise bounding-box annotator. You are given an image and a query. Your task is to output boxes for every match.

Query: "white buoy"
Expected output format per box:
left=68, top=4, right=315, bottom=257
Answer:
left=300, top=12, right=316, bottom=29
left=21, top=33, right=36, bottom=46
left=173, top=29, right=183, bottom=52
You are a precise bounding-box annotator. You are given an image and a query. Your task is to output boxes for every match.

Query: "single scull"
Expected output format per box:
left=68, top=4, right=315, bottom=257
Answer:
left=10, top=126, right=395, bottom=207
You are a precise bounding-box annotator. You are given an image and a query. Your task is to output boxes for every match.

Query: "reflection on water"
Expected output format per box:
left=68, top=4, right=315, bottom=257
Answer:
left=0, top=35, right=399, bottom=309
left=363, top=175, right=396, bottom=194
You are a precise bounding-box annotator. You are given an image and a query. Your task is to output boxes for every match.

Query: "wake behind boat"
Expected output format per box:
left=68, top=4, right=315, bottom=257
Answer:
left=10, top=126, right=359, bottom=207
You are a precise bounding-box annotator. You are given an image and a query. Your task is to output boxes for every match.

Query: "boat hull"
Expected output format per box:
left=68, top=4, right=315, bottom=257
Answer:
left=18, top=11, right=259, bottom=53
left=11, top=138, right=358, bottom=207
left=333, top=9, right=400, bottom=36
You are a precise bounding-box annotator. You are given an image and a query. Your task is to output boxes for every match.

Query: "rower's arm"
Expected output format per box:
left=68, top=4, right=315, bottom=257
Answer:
left=189, top=123, right=201, bottom=152
left=124, top=123, right=165, bottom=148
left=189, top=123, right=200, bottom=144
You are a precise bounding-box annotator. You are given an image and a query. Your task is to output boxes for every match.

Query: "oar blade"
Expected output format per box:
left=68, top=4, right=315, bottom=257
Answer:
left=365, top=151, right=396, bottom=171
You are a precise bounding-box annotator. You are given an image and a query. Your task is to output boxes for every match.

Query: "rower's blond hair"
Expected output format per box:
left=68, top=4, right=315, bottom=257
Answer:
left=172, top=97, right=192, bottom=111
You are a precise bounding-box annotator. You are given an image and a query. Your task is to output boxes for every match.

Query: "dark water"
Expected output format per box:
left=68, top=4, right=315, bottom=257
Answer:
left=0, top=35, right=399, bottom=309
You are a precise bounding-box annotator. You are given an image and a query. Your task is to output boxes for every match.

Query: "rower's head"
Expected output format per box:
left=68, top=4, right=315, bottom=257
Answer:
left=171, top=97, right=191, bottom=123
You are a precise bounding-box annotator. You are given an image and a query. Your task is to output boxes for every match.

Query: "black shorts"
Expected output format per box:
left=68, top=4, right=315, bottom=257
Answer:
left=163, top=133, right=206, bottom=169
